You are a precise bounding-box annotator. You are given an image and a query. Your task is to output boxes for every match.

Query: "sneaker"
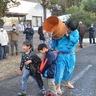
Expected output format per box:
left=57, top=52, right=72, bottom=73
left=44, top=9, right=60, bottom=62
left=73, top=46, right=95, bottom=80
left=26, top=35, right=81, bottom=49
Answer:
left=44, top=93, right=57, bottom=96
left=11, top=53, right=14, bottom=56
left=41, top=89, right=46, bottom=95
left=16, top=52, right=18, bottom=55
left=18, top=92, right=26, bottom=96
left=44, top=92, right=50, bottom=96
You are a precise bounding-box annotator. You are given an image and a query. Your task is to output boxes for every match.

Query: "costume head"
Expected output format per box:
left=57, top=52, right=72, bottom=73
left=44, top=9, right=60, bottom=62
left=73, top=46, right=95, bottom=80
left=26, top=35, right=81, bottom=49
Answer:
left=43, top=16, right=67, bottom=40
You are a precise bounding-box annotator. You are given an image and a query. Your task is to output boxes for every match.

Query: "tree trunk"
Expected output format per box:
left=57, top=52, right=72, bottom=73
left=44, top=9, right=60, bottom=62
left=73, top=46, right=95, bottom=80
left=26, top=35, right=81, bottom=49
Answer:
left=43, top=5, right=47, bottom=21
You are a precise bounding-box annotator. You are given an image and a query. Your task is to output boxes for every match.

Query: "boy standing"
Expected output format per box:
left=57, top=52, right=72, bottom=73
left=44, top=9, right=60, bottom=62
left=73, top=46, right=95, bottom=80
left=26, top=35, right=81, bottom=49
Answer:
left=38, top=44, right=58, bottom=96
left=18, top=41, right=46, bottom=96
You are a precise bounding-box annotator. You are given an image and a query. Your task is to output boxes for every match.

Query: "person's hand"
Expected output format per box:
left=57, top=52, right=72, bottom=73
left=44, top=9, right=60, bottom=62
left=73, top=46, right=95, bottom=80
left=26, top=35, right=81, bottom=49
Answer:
left=65, top=33, right=69, bottom=37
left=25, top=60, right=32, bottom=65
left=65, top=31, right=69, bottom=37
left=43, top=30, right=46, bottom=34
left=18, top=70, right=23, bottom=75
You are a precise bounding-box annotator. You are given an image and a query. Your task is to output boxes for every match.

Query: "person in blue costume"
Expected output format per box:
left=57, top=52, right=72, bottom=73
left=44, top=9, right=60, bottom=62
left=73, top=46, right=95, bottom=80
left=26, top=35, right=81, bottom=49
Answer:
left=51, top=20, right=79, bottom=95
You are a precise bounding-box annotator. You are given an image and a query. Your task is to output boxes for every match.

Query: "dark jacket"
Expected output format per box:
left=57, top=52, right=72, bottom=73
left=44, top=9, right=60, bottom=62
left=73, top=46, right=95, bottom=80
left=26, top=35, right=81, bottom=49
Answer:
left=20, top=51, right=41, bottom=76
left=23, top=28, right=34, bottom=40
left=38, top=26, right=45, bottom=41
left=88, top=27, right=95, bottom=36
left=42, top=49, right=56, bottom=78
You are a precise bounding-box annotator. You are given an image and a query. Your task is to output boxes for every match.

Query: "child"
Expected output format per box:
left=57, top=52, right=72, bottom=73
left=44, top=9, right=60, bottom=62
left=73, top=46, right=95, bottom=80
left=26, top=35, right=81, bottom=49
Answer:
left=18, top=41, right=46, bottom=96
left=38, top=44, right=58, bottom=96
left=51, top=20, right=79, bottom=95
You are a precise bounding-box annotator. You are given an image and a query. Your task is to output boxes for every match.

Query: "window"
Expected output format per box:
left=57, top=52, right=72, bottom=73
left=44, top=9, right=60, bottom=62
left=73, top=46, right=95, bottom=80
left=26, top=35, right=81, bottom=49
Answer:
left=32, top=16, right=42, bottom=27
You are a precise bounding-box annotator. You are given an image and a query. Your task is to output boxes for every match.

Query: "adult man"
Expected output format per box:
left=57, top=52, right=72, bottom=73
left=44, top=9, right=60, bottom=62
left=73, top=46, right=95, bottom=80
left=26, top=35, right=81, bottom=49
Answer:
left=38, top=25, right=45, bottom=43
left=17, top=21, right=24, bottom=32
left=0, top=26, right=9, bottom=60
left=9, top=24, right=19, bottom=56
left=78, top=21, right=86, bottom=48
left=88, top=24, right=95, bottom=44
left=23, top=23, right=34, bottom=51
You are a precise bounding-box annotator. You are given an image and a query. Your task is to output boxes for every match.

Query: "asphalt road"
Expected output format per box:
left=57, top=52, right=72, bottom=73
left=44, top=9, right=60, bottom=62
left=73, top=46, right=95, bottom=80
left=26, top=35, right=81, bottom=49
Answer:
left=0, top=45, right=96, bottom=96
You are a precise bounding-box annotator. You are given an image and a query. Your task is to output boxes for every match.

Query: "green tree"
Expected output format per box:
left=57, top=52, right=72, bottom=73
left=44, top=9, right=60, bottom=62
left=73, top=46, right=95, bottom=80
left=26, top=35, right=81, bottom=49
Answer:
left=67, top=11, right=96, bottom=27
left=84, top=0, right=96, bottom=13
left=0, top=0, right=20, bottom=18
left=38, top=0, right=50, bottom=20
left=57, top=0, right=82, bottom=14
left=0, top=0, right=20, bottom=25
left=65, top=0, right=96, bottom=27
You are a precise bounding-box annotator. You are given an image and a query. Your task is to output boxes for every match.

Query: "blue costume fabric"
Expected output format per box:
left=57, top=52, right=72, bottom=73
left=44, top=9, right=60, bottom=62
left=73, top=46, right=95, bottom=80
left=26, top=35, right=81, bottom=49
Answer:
left=51, top=29, right=79, bottom=83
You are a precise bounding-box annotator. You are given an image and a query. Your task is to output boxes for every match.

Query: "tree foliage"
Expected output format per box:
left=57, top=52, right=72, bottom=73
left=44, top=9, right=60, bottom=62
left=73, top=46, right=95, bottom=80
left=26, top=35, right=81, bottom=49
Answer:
left=84, top=0, right=96, bottom=13
left=67, top=10, right=96, bottom=27
left=0, top=0, right=20, bottom=18
left=38, top=0, right=50, bottom=20
left=65, top=0, right=96, bottom=27
left=0, top=0, right=20, bottom=25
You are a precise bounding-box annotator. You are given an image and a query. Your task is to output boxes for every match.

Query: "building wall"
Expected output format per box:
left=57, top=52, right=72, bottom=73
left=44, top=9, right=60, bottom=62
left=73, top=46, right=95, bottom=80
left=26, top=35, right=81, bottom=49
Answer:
left=3, top=0, right=51, bottom=31
left=25, top=2, right=51, bottom=30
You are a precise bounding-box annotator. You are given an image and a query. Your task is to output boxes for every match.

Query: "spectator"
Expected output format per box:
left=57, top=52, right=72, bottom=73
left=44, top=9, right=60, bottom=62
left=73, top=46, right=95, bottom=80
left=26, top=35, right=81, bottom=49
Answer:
left=9, top=24, right=19, bottom=56
left=45, top=33, right=52, bottom=48
left=88, top=24, right=95, bottom=44
left=0, top=26, right=9, bottom=60
left=38, top=25, right=45, bottom=43
left=23, top=23, right=34, bottom=51
left=78, top=21, right=86, bottom=48
left=17, top=21, right=24, bottom=32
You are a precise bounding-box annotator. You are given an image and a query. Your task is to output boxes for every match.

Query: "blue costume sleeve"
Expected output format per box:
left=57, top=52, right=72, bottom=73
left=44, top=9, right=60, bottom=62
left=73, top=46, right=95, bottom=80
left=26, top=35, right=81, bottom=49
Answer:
left=51, top=40, right=58, bottom=49
left=56, top=29, right=79, bottom=52
left=67, top=31, right=79, bottom=50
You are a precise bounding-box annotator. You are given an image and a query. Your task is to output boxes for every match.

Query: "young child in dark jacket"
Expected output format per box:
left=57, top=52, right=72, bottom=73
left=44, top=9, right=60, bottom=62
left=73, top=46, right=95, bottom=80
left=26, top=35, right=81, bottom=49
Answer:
left=18, top=41, right=46, bottom=96
left=38, top=44, right=58, bottom=96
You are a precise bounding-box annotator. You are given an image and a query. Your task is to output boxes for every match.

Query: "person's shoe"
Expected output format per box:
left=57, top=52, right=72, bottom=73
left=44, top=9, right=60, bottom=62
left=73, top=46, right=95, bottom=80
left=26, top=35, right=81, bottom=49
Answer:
left=11, top=53, right=14, bottom=56
left=41, top=89, right=46, bottom=95
left=80, top=45, right=83, bottom=48
left=16, top=52, right=18, bottom=55
left=18, top=92, right=26, bottom=96
left=3, top=57, right=7, bottom=59
left=44, top=92, right=50, bottom=96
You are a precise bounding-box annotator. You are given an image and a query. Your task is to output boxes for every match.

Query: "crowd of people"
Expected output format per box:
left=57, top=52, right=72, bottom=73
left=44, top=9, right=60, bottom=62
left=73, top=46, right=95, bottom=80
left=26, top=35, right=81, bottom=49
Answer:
left=78, top=21, right=96, bottom=48
left=0, top=22, right=52, bottom=61
left=0, top=20, right=95, bottom=96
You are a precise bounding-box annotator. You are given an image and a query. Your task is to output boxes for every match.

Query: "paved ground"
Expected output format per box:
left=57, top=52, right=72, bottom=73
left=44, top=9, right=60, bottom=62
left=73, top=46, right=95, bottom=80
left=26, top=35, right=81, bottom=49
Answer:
left=0, top=44, right=96, bottom=96
left=61, top=44, right=96, bottom=96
